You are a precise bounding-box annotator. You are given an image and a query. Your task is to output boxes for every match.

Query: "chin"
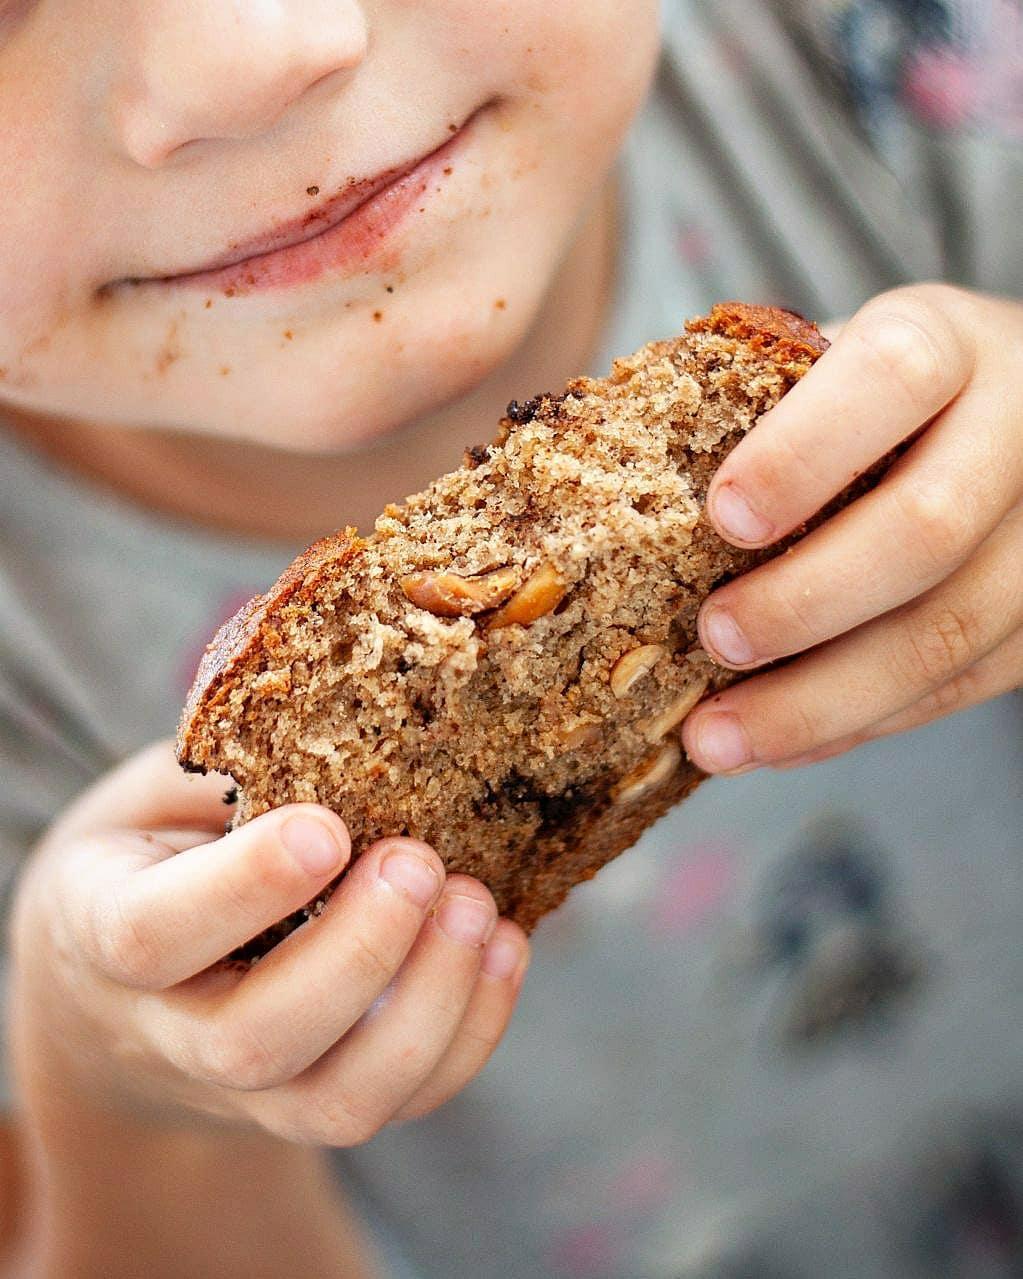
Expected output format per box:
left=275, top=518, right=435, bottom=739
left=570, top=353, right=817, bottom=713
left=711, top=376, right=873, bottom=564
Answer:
left=222, top=292, right=543, bottom=455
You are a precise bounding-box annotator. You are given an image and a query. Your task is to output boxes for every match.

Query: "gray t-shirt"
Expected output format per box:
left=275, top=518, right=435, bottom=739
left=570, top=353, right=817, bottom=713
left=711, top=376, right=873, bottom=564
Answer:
left=3, top=3, right=1022, bottom=1276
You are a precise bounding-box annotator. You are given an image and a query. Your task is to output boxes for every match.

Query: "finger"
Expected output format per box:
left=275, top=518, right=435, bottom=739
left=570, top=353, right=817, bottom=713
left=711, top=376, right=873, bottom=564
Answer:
left=698, top=386, right=1023, bottom=669
left=46, top=739, right=237, bottom=847
left=818, top=317, right=849, bottom=343
left=255, top=876, right=499, bottom=1145
left=683, top=505, right=1023, bottom=771
left=707, top=285, right=976, bottom=548
left=774, top=624, right=1023, bottom=769
left=392, top=918, right=530, bottom=1122
left=148, top=837, right=446, bottom=1093
left=73, top=804, right=353, bottom=989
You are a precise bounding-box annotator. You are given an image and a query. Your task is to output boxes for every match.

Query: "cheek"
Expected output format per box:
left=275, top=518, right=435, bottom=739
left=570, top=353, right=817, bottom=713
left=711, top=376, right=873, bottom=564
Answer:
left=0, top=70, right=100, bottom=382
left=0, top=222, right=72, bottom=387
left=506, top=2, right=660, bottom=188
left=0, top=220, right=90, bottom=392
left=428, top=0, right=659, bottom=137
left=506, top=0, right=659, bottom=112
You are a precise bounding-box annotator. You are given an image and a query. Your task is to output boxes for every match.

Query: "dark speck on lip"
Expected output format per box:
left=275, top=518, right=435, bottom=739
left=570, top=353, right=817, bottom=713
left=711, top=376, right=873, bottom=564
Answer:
left=306, top=185, right=319, bottom=196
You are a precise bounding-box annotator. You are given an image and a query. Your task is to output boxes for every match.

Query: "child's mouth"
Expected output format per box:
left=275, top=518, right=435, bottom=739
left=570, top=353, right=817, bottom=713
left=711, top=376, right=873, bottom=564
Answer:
left=127, top=111, right=481, bottom=297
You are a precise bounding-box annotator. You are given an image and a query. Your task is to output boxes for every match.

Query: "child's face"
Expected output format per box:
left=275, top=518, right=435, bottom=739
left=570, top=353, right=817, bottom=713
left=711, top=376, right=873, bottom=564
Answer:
left=0, top=2, right=659, bottom=451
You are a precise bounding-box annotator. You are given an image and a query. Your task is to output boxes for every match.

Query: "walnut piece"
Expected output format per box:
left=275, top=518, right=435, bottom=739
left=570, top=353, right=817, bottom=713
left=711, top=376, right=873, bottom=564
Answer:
left=557, top=716, right=603, bottom=751
left=609, top=644, right=666, bottom=699
left=640, top=672, right=711, bottom=743
left=486, top=562, right=568, bottom=629
left=400, top=567, right=521, bottom=618
left=611, top=740, right=682, bottom=805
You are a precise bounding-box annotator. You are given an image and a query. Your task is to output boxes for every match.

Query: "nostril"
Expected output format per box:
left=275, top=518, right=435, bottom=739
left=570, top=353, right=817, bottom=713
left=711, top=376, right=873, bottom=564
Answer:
left=301, top=64, right=352, bottom=104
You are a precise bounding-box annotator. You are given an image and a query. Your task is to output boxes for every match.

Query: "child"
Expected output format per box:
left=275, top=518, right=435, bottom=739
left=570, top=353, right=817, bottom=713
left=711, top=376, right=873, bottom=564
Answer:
left=1, top=1, right=1021, bottom=1275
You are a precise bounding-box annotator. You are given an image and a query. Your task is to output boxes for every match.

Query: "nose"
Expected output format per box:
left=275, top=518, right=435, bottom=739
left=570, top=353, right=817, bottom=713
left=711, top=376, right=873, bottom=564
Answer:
left=112, top=1, right=369, bottom=167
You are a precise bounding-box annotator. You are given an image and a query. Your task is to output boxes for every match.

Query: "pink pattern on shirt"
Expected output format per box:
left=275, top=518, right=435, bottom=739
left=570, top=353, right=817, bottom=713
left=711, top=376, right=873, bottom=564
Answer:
left=901, top=46, right=977, bottom=129
left=676, top=222, right=715, bottom=268
left=547, top=1221, right=622, bottom=1278
left=649, top=844, right=736, bottom=936
left=605, top=1151, right=678, bottom=1214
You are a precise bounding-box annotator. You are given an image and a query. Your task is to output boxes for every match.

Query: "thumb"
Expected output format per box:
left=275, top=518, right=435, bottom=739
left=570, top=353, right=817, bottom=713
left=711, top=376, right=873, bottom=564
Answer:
left=43, top=739, right=238, bottom=850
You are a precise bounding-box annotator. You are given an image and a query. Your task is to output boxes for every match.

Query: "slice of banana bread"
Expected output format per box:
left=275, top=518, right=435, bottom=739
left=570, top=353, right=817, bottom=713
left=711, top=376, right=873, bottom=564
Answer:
left=178, top=303, right=833, bottom=955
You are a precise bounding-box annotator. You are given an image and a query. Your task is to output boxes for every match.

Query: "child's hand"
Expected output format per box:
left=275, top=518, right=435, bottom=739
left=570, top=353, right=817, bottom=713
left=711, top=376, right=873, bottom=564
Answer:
left=12, top=742, right=529, bottom=1144
left=683, top=284, right=1023, bottom=773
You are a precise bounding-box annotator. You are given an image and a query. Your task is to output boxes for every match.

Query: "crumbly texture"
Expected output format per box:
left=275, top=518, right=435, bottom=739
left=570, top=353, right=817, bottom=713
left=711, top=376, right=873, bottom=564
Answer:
left=178, top=304, right=834, bottom=957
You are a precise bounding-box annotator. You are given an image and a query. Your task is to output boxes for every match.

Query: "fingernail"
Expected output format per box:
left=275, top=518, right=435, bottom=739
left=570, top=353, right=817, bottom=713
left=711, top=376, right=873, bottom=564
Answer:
left=281, top=816, right=346, bottom=875
left=379, top=850, right=440, bottom=908
left=701, top=606, right=756, bottom=666
left=689, top=711, right=753, bottom=772
left=436, top=894, right=496, bottom=948
left=712, top=484, right=773, bottom=545
left=481, top=933, right=523, bottom=979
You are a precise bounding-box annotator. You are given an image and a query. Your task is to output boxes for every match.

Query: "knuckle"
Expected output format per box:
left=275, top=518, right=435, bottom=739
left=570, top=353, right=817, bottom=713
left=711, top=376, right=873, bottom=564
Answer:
left=914, top=664, right=981, bottom=718
left=345, top=929, right=402, bottom=990
left=770, top=428, right=832, bottom=494
left=892, top=480, right=977, bottom=577
left=302, top=1089, right=382, bottom=1148
left=93, top=893, right=165, bottom=989
left=902, top=603, right=980, bottom=687
left=739, top=429, right=832, bottom=516
left=195, top=1018, right=290, bottom=1092
left=855, top=292, right=957, bottom=409
left=218, top=849, right=287, bottom=928
left=768, top=576, right=825, bottom=651
left=905, top=281, right=975, bottom=324
left=460, top=1022, right=504, bottom=1062
left=397, top=1029, right=506, bottom=1124
left=774, top=693, right=824, bottom=759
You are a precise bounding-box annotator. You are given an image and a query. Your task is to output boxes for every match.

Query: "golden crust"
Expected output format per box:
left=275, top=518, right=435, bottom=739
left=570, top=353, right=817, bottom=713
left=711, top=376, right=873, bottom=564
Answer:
left=687, top=300, right=829, bottom=360
left=176, top=529, right=364, bottom=769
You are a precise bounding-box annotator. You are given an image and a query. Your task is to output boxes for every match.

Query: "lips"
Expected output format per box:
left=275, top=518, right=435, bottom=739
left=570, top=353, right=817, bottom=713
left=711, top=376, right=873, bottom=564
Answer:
left=184, top=160, right=423, bottom=278
left=149, top=117, right=475, bottom=296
